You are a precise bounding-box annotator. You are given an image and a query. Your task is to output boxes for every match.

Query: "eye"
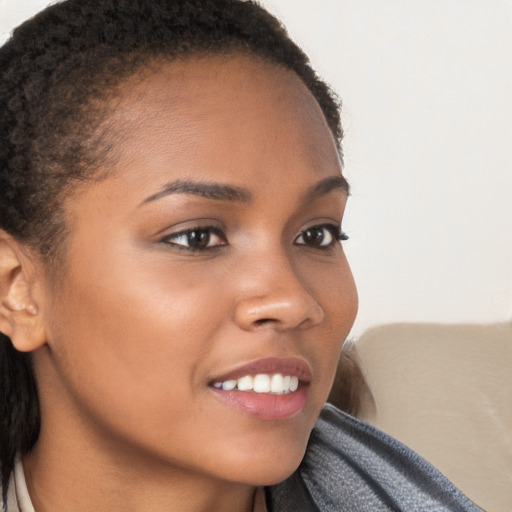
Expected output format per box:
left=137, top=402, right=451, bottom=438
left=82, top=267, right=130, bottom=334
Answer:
left=161, top=226, right=227, bottom=251
left=294, top=224, right=348, bottom=248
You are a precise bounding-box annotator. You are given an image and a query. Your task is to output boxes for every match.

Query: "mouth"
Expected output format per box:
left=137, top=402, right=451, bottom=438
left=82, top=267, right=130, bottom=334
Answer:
left=209, top=357, right=311, bottom=420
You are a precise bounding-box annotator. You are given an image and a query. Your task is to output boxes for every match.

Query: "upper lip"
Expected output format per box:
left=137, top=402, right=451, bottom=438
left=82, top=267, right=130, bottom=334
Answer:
left=209, top=357, right=313, bottom=384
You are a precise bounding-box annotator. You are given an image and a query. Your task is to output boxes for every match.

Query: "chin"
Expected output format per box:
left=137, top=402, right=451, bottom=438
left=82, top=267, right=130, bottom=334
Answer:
left=245, top=457, right=304, bottom=487
left=210, top=431, right=310, bottom=487
left=211, top=403, right=324, bottom=486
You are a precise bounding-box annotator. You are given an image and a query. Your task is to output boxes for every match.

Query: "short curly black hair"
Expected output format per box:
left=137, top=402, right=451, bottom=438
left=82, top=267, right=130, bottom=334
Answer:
left=0, top=0, right=344, bottom=494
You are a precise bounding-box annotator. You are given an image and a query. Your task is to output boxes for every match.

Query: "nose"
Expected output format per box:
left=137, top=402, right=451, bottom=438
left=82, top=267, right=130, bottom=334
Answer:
left=233, top=252, right=325, bottom=332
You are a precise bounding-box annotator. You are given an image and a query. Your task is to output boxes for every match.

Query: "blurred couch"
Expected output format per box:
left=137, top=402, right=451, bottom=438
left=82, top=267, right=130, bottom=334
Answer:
left=329, top=322, right=512, bottom=512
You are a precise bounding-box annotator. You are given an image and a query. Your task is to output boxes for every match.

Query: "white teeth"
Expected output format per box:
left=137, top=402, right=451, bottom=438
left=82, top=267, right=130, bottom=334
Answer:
left=213, top=373, right=301, bottom=394
left=253, top=374, right=270, bottom=393
left=237, top=375, right=253, bottom=391
left=270, top=374, right=284, bottom=393
left=222, top=379, right=237, bottom=391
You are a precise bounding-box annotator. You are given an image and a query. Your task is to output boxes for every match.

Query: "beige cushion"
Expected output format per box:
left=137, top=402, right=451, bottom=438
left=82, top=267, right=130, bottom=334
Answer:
left=352, top=322, right=512, bottom=512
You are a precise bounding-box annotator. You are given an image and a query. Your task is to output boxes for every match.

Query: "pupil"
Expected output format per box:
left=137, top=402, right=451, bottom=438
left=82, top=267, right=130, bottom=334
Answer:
left=305, top=228, right=324, bottom=246
left=189, top=230, right=210, bottom=248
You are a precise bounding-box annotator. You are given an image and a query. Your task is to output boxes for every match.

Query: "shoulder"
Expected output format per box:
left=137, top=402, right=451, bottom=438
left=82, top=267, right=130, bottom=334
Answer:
left=266, top=404, right=483, bottom=512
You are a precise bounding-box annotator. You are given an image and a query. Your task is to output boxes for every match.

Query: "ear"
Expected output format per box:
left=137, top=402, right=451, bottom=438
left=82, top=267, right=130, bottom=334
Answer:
left=0, top=230, right=46, bottom=352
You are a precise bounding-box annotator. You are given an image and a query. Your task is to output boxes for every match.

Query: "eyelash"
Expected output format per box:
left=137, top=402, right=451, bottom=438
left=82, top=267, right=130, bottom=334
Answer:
left=159, top=224, right=348, bottom=252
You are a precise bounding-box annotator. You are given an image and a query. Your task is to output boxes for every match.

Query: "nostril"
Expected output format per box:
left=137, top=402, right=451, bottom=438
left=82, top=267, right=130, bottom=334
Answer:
left=254, top=318, right=275, bottom=326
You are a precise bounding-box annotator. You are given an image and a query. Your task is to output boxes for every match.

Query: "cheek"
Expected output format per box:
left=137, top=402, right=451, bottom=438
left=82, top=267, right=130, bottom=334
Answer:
left=302, top=251, right=358, bottom=331
left=44, top=249, right=228, bottom=429
left=300, top=255, right=358, bottom=387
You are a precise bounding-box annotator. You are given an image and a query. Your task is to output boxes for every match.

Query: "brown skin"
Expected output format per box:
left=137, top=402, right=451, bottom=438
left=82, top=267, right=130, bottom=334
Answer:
left=0, top=56, right=357, bottom=512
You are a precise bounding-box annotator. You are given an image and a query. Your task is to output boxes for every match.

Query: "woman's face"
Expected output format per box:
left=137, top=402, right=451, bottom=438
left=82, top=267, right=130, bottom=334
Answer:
left=37, top=55, right=358, bottom=486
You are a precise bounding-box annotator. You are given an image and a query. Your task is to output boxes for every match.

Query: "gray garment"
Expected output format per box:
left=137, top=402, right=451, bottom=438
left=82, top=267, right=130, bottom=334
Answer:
left=266, top=404, right=484, bottom=511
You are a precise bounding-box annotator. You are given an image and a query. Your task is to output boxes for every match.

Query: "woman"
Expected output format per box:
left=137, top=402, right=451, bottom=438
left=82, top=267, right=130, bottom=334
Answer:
left=0, top=1, right=482, bottom=510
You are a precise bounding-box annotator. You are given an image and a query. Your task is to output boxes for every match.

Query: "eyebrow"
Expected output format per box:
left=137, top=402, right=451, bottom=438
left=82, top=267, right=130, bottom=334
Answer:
left=301, top=175, right=350, bottom=203
left=142, top=179, right=252, bottom=204
left=141, top=174, right=349, bottom=206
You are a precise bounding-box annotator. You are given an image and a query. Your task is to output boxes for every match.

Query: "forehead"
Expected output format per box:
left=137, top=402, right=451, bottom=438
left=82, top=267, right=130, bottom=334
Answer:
left=104, top=55, right=343, bottom=184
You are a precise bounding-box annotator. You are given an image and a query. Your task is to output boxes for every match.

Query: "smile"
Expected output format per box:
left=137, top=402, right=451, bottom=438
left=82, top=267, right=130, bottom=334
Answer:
left=209, top=357, right=311, bottom=420
left=212, top=373, right=300, bottom=394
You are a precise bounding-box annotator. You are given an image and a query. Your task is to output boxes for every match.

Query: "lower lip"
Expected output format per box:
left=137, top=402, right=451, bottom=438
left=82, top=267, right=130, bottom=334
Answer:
left=211, top=385, right=308, bottom=420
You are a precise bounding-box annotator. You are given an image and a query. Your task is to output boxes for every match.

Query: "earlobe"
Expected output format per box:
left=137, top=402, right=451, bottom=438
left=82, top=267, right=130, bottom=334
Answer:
left=0, top=231, right=46, bottom=352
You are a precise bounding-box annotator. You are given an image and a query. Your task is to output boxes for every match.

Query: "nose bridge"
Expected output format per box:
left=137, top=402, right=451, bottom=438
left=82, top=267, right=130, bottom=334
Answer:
left=233, top=244, right=325, bottom=331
